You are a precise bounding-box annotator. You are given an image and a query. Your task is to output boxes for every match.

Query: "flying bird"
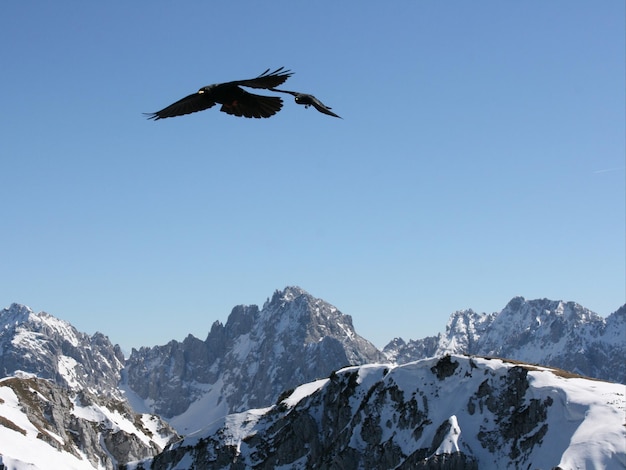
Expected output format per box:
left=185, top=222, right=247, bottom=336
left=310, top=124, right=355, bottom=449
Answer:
left=146, top=67, right=293, bottom=120
left=270, top=88, right=342, bottom=118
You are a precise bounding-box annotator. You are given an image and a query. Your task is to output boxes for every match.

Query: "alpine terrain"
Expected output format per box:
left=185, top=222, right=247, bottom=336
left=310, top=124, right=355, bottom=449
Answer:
left=0, top=287, right=624, bottom=469
left=128, top=355, right=626, bottom=469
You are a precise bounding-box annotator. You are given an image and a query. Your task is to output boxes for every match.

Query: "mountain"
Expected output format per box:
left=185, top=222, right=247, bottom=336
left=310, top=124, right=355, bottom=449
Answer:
left=383, top=297, right=626, bottom=384
left=124, top=286, right=385, bottom=433
left=1, top=290, right=623, bottom=468
left=0, top=374, right=178, bottom=470
left=127, top=355, right=626, bottom=470
left=0, top=304, right=178, bottom=469
left=0, top=303, right=125, bottom=398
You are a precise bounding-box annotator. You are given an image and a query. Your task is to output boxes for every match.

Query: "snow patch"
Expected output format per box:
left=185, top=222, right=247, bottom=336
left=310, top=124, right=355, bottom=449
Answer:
left=281, top=378, right=329, bottom=407
left=58, top=355, right=80, bottom=389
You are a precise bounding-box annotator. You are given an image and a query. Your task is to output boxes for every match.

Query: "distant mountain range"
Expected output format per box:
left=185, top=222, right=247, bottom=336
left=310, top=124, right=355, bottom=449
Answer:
left=0, top=286, right=624, bottom=468
left=384, top=296, right=626, bottom=384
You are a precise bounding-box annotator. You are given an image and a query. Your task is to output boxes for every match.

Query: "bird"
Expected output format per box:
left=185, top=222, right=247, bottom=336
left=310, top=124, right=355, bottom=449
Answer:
left=269, top=88, right=342, bottom=118
left=146, top=67, right=293, bottom=120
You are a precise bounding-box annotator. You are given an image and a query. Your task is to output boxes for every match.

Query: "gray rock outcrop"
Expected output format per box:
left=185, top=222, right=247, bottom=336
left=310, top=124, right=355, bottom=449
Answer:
left=0, top=376, right=178, bottom=469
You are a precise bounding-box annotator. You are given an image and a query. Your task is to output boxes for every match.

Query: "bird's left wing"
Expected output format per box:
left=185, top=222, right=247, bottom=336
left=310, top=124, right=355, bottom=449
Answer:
left=145, top=91, right=216, bottom=120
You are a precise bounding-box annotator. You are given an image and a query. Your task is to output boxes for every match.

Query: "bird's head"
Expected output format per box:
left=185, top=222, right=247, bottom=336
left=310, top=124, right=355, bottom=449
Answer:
left=198, top=84, right=217, bottom=94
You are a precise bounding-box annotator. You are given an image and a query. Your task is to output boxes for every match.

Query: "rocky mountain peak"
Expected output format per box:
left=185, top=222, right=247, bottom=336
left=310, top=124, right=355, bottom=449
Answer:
left=0, top=303, right=125, bottom=398
left=502, top=295, right=526, bottom=312
left=125, top=286, right=385, bottom=431
left=1, top=302, right=35, bottom=326
left=223, top=304, right=259, bottom=338
left=260, top=286, right=361, bottom=347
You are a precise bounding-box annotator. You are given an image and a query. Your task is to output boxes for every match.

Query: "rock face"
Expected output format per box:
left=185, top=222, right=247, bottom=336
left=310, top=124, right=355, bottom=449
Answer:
left=384, top=298, right=626, bottom=383
left=0, top=375, right=178, bottom=470
left=125, top=286, right=385, bottom=431
left=0, top=303, right=125, bottom=398
left=130, top=355, right=626, bottom=470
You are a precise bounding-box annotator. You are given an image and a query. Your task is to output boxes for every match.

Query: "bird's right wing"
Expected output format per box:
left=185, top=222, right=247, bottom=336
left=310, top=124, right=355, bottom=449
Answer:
left=145, top=92, right=216, bottom=120
left=235, top=67, right=293, bottom=90
left=310, top=97, right=342, bottom=118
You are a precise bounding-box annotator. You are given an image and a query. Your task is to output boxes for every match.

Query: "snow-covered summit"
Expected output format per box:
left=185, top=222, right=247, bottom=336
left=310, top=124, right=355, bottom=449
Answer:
left=1, top=302, right=35, bottom=326
left=0, top=303, right=125, bottom=398
left=2, top=303, right=85, bottom=350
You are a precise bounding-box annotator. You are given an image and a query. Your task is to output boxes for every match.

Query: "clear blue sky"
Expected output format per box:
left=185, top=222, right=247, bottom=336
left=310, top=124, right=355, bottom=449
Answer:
left=1, top=1, right=624, bottom=354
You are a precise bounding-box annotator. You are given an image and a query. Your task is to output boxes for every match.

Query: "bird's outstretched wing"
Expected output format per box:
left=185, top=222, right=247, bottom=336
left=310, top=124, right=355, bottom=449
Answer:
left=305, top=95, right=341, bottom=118
left=144, top=92, right=216, bottom=120
left=233, top=67, right=293, bottom=89
left=270, top=88, right=342, bottom=119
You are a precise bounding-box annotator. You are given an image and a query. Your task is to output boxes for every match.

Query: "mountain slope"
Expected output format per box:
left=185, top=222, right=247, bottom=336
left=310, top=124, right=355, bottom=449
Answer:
left=129, top=355, right=626, bottom=470
left=384, top=297, right=626, bottom=383
left=0, top=375, right=178, bottom=470
left=125, top=286, right=385, bottom=433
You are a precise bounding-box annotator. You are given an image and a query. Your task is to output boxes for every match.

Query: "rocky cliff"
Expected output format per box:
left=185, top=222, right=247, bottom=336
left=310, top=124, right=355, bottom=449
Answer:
left=0, top=375, right=178, bottom=469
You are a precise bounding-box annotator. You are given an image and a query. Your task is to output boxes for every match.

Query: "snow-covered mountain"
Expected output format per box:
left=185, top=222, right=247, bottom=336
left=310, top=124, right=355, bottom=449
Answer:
left=128, top=355, right=626, bottom=470
left=384, top=297, right=626, bottom=384
left=125, top=286, right=385, bottom=433
left=0, top=374, right=178, bottom=470
left=0, top=303, right=125, bottom=398
left=0, top=304, right=178, bottom=469
left=1, top=288, right=623, bottom=468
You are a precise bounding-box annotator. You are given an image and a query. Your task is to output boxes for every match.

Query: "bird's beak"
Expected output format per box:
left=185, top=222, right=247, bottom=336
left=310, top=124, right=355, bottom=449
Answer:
left=198, top=90, right=205, bottom=94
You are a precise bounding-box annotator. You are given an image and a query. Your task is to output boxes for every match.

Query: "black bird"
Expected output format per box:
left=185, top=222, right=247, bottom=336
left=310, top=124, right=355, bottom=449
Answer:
left=270, top=88, right=342, bottom=118
left=146, top=67, right=293, bottom=120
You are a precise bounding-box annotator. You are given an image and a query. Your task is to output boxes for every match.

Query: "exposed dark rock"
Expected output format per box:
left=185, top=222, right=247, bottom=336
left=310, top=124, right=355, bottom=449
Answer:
left=431, top=355, right=459, bottom=380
